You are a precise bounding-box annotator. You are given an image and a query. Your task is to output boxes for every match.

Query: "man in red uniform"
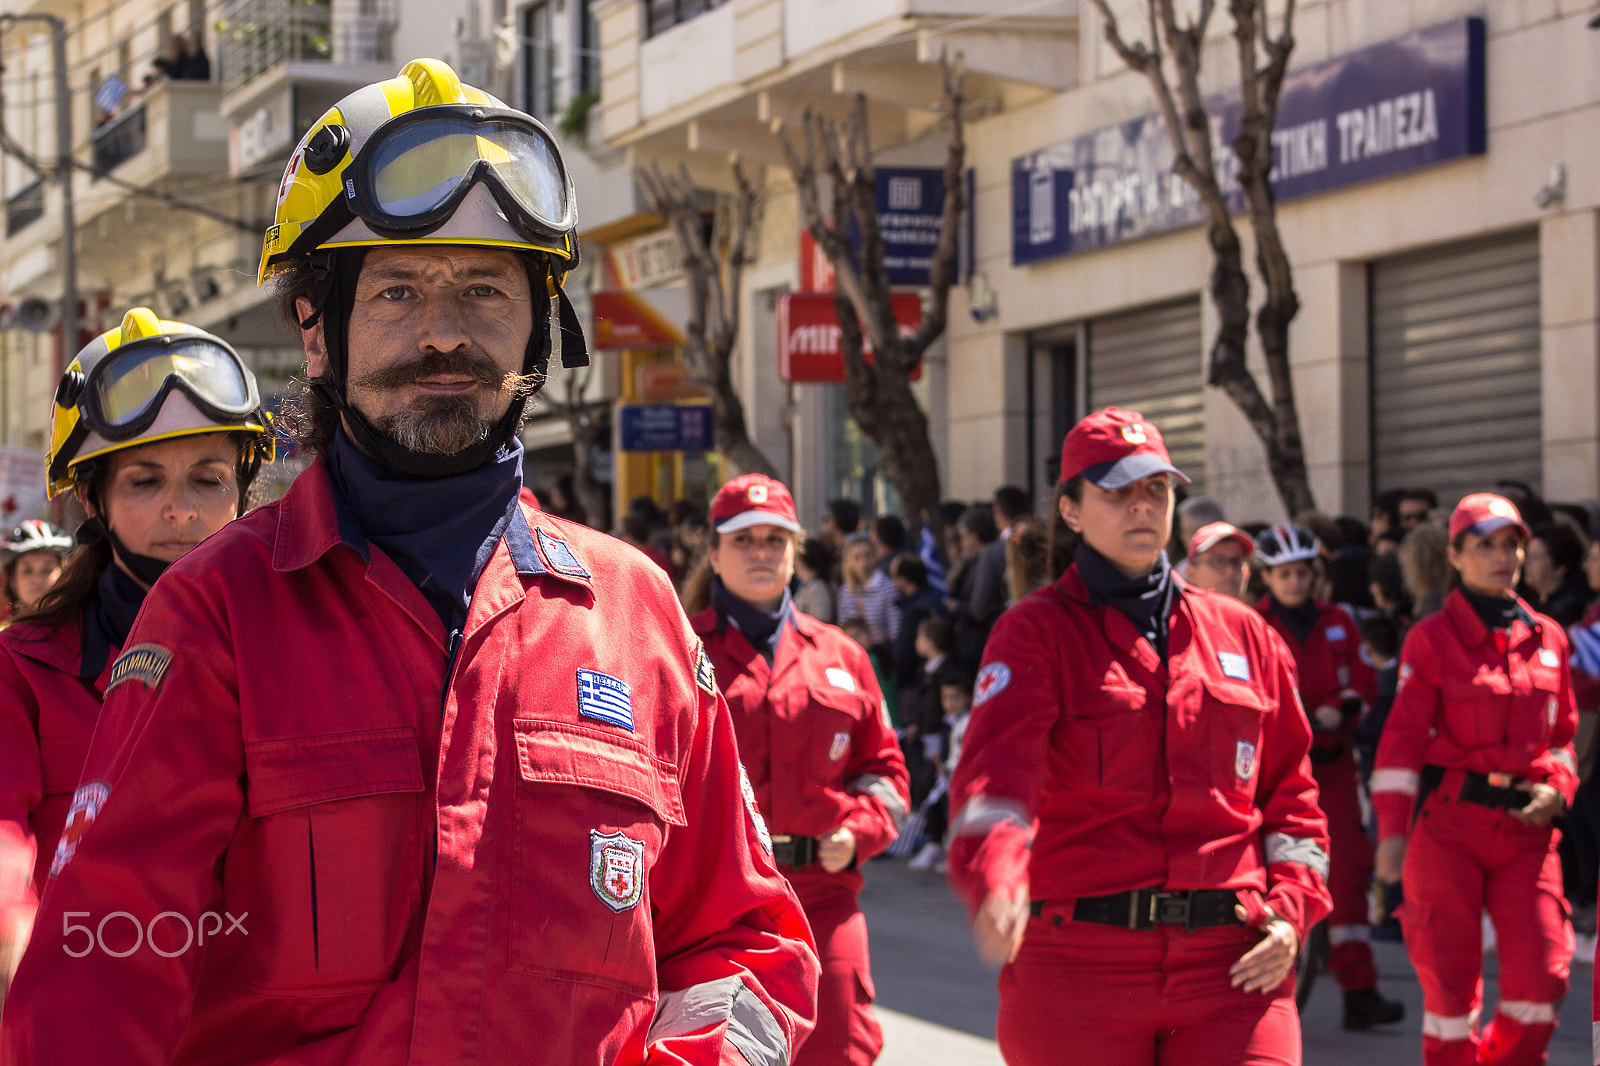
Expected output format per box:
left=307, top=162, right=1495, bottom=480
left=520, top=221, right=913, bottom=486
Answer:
left=1253, top=524, right=1405, bottom=1030
left=2, top=61, right=818, bottom=1065
left=691, top=474, right=909, bottom=1065
left=947, top=406, right=1331, bottom=1065
left=1374, top=494, right=1578, bottom=1066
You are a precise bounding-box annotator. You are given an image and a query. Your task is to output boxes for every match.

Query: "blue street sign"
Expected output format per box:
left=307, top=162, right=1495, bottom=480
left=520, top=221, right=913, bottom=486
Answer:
left=618, top=404, right=715, bottom=452
left=1012, top=17, right=1486, bottom=265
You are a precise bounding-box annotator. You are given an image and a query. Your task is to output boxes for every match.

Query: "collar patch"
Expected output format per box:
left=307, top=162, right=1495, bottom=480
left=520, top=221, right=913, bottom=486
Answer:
left=106, top=643, right=173, bottom=695
left=577, top=668, right=633, bottom=731
left=535, top=526, right=590, bottom=579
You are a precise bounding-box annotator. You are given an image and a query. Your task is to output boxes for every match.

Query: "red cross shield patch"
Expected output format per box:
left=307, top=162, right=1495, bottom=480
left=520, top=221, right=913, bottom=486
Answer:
left=51, top=780, right=110, bottom=877
left=590, top=830, right=645, bottom=913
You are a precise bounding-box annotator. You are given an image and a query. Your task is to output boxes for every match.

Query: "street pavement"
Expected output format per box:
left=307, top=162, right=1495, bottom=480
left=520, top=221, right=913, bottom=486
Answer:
left=857, top=857, right=1594, bottom=1065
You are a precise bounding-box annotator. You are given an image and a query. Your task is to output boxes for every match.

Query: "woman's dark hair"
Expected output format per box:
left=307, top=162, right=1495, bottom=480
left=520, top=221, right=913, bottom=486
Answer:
left=1532, top=523, right=1586, bottom=576
left=1367, top=552, right=1411, bottom=616
left=798, top=536, right=834, bottom=578
left=1046, top=477, right=1085, bottom=582
left=677, top=527, right=804, bottom=617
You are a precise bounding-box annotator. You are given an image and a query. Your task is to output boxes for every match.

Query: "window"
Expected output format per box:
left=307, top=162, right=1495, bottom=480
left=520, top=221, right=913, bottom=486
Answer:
left=521, top=1, right=556, bottom=120
left=576, top=0, right=599, bottom=98
left=646, top=0, right=727, bottom=38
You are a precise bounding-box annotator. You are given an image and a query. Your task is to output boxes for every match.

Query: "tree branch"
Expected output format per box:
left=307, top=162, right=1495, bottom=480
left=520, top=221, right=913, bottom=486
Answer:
left=910, top=53, right=966, bottom=357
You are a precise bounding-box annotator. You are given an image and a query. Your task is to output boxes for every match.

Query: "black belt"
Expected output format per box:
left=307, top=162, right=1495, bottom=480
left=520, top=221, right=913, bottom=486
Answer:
left=770, top=835, right=820, bottom=867
left=1417, top=764, right=1531, bottom=813
left=1031, top=889, right=1242, bottom=931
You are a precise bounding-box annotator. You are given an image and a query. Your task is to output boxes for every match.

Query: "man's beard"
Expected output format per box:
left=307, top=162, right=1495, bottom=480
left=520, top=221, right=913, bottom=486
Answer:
left=349, top=349, right=541, bottom=455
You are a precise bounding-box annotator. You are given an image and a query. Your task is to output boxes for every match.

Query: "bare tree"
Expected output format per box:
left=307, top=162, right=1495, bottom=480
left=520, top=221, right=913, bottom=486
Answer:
left=634, top=161, right=780, bottom=479
left=545, top=364, right=611, bottom=527
left=1086, top=0, right=1313, bottom=514
left=778, top=57, right=966, bottom=538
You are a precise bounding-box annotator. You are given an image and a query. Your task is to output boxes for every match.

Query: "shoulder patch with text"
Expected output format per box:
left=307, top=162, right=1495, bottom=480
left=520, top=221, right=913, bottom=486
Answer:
left=695, top=643, right=717, bottom=696
left=106, top=644, right=172, bottom=695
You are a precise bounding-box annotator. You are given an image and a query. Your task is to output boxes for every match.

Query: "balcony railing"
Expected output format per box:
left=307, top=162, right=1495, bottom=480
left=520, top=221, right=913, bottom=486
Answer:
left=217, top=0, right=334, bottom=94
left=5, top=179, right=44, bottom=236
left=91, top=104, right=148, bottom=175
left=646, top=0, right=727, bottom=38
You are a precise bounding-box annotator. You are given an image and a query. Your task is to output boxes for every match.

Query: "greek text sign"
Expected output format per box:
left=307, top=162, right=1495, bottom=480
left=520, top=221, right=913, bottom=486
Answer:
left=1012, top=17, right=1485, bottom=264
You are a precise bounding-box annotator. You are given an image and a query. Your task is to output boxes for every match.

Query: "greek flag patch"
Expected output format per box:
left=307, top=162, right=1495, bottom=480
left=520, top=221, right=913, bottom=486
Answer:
left=1217, top=652, right=1251, bottom=682
left=577, top=669, right=633, bottom=731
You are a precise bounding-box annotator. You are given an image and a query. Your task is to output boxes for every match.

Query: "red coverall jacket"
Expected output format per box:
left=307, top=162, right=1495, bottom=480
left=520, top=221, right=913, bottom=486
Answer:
left=1256, top=599, right=1375, bottom=757
left=690, top=607, right=910, bottom=895
left=1372, top=589, right=1580, bottom=841
left=0, top=619, right=112, bottom=923
left=948, top=568, right=1333, bottom=940
left=3, top=462, right=819, bottom=1066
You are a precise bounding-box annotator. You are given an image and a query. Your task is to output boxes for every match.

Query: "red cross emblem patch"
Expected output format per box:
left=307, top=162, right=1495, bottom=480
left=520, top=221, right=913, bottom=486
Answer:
left=51, top=781, right=110, bottom=877
left=590, top=830, right=645, bottom=913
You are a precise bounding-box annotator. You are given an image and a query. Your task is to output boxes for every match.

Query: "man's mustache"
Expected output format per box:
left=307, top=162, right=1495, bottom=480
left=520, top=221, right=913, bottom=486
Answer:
left=351, top=350, right=538, bottom=395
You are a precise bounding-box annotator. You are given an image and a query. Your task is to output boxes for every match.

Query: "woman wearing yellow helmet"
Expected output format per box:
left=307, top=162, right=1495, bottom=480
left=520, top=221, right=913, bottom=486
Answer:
left=0, top=308, right=271, bottom=984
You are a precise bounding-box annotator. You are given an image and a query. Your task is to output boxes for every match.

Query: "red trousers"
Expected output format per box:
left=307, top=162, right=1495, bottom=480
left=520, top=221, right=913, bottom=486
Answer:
left=1400, top=788, right=1572, bottom=1066
left=997, top=905, right=1301, bottom=1066
left=786, top=868, right=883, bottom=1066
left=1317, top=754, right=1379, bottom=992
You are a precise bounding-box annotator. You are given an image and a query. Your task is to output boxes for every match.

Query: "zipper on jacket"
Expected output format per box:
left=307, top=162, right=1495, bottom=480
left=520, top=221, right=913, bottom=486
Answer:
left=431, top=628, right=464, bottom=874
left=308, top=817, right=320, bottom=971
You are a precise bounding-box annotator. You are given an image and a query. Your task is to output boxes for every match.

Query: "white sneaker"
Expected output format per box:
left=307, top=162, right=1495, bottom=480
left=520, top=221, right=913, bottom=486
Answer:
left=908, top=842, right=944, bottom=871
left=1574, top=933, right=1597, bottom=968
left=1482, top=914, right=1497, bottom=957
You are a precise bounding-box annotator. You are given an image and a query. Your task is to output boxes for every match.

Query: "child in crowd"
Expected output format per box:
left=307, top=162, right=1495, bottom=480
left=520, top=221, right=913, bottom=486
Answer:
left=908, top=668, right=974, bottom=872
left=841, top=616, right=898, bottom=726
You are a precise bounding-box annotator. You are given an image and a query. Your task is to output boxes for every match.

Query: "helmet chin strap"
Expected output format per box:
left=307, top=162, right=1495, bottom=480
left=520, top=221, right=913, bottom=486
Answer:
left=75, top=513, right=172, bottom=589
left=304, top=248, right=550, bottom=479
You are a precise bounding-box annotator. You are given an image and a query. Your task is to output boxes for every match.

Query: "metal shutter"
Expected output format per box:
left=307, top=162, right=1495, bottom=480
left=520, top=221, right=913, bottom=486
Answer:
left=1088, top=297, right=1205, bottom=491
left=1371, top=231, right=1541, bottom=506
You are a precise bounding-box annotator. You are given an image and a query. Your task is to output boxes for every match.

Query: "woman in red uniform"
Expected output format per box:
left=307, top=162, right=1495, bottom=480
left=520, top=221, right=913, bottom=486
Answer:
left=1252, top=524, right=1405, bottom=1030
left=1373, top=493, right=1577, bottom=1066
left=947, top=406, right=1331, bottom=1066
left=0, top=308, right=272, bottom=982
left=688, top=474, right=910, bottom=1066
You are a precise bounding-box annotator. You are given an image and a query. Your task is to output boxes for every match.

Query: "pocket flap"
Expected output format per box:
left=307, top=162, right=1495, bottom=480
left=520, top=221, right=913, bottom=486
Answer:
left=1200, top=674, right=1270, bottom=714
left=514, top=719, right=685, bottom=826
left=246, top=727, right=425, bottom=818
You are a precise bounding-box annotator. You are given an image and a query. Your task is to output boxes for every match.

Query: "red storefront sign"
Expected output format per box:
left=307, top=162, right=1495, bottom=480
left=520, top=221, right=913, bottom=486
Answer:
left=798, top=230, right=836, bottom=292
left=778, top=292, right=922, bottom=383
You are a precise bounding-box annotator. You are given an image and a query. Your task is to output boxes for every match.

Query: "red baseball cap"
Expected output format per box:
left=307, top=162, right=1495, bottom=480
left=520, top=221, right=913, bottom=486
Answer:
left=1448, top=493, right=1530, bottom=542
left=711, top=474, right=802, bottom=535
left=1060, top=406, right=1190, bottom=489
left=1187, top=521, right=1254, bottom=561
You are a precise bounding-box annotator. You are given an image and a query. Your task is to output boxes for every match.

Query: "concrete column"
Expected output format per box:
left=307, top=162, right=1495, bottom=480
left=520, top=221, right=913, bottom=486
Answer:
left=1540, top=209, right=1600, bottom=502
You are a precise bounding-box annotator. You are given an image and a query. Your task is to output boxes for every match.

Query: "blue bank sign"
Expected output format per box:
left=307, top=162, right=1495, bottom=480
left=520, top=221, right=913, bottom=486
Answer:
left=1012, top=17, right=1485, bottom=265
left=619, top=404, right=714, bottom=452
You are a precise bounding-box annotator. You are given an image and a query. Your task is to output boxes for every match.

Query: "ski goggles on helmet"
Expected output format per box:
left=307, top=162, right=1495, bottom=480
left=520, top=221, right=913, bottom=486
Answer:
left=68, top=335, right=261, bottom=441
left=342, top=106, right=576, bottom=247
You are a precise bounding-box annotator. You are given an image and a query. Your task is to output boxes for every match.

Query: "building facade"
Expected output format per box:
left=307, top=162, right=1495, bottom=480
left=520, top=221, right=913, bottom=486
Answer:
left=597, top=0, right=1600, bottom=526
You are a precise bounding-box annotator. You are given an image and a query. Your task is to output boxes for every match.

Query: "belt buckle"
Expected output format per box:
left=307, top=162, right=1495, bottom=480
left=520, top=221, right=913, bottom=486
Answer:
left=1151, top=892, right=1191, bottom=928
left=1486, top=772, right=1514, bottom=789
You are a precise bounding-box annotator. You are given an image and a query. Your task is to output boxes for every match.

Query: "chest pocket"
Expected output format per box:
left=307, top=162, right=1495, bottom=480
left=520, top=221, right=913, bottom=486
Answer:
left=1199, top=674, right=1270, bottom=804
left=511, top=719, right=684, bottom=994
left=1056, top=682, right=1153, bottom=797
left=805, top=685, right=862, bottom=787
left=228, top=728, right=427, bottom=995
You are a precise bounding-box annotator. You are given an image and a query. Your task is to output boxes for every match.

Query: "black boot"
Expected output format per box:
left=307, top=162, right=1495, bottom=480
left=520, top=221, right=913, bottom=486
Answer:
left=1343, top=987, right=1406, bottom=1030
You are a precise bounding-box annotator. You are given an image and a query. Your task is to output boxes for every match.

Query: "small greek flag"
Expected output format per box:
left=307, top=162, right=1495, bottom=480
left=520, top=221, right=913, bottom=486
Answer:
left=577, top=669, right=633, bottom=731
left=919, top=525, right=948, bottom=597
left=94, top=75, right=129, bottom=115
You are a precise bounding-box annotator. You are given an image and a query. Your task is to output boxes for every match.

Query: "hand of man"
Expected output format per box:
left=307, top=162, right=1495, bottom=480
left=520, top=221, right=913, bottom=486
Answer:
left=817, top=826, right=857, bottom=874
left=1511, top=782, right=1564, bottom=827
left=1312, top=704, right=1344, bottom=731
left=1229, top=907, right=1298, bottom=994
left=1375, top=835, right=1407, bottom=884
left=972, top=886, right=1029, bottom=968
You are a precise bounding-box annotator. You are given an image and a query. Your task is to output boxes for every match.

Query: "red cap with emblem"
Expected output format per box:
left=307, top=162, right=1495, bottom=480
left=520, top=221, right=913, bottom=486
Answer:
left=1059, top=406, right=1190, bottom=490
left=711, top=473, right=803, bottom=535
left=1449, top=493, right=1530, bottom=542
